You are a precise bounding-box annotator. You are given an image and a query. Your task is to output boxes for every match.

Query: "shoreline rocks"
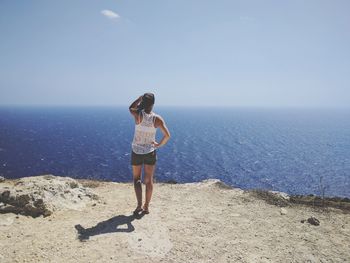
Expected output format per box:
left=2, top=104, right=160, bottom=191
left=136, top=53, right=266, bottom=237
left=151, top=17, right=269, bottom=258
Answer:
left=0, top=175, right=98, bottom=217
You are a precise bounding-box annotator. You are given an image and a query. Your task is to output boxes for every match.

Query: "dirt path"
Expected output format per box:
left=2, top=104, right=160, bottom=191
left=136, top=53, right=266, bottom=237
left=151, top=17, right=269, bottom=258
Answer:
left=1, top=179, right=349, bottom=262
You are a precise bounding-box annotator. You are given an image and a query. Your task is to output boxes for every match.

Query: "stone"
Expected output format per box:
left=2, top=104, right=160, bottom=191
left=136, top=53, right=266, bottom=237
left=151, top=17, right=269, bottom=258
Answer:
left=280, top=208, right=287, bottom=215
left=307, top=216, right=320, bottom=226
left=270, top=191, right=290, bottom=201
left=0, top=176, right=5, bottom=182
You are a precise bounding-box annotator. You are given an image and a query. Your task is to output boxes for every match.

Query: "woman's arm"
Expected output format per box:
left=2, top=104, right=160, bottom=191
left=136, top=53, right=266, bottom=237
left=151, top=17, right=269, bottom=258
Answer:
left=129, top=96, right=143, bottom=123
left=154, top=116, right=171, bottom=148
left=129, top=96, right=142, bottom=114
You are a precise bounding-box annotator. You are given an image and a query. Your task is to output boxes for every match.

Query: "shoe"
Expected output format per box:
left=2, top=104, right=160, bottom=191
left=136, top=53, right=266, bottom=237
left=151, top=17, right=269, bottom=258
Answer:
left=142, top=205, right=150, bottom=214
left=133, top=207, right=143, bottom=215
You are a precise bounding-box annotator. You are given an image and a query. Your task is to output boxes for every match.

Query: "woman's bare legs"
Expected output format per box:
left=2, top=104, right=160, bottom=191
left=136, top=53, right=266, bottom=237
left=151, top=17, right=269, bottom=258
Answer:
left=143, top=164, right=155, bottom=213
left=132, top=165, right=142, bottom=211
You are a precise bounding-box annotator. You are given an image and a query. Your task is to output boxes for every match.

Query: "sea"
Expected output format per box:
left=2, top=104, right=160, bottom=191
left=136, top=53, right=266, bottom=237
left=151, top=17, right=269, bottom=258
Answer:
left=0, top=106, right=349, bottom=198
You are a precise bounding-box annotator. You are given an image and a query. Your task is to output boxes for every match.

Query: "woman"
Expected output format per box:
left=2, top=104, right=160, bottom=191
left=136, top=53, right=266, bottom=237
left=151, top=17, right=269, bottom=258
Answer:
left=128, top=93, right=171, bottom=214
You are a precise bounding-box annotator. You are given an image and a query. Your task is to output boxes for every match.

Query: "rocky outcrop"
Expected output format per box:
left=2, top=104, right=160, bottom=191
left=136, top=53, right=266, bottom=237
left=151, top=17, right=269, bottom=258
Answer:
left=196, top=179, right=234, bottom=189
left=0, top=175, right=98, bottom=217
left=250, top=189, right=290, bottom=207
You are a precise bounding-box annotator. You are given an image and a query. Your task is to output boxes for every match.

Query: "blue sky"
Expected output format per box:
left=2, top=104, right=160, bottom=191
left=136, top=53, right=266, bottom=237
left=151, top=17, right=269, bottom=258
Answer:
left=0, top=0, right=349, bottom=107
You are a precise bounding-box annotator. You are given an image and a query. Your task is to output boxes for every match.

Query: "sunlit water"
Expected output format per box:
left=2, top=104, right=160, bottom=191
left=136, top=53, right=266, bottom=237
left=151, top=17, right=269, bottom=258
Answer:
left=0, top=106, right=349, bottom=197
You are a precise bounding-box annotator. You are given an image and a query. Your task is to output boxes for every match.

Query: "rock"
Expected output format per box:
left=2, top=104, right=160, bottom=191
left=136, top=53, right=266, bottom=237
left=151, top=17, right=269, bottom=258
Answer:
left=280, top=208, right=287, bottom=215
left=202, top=179, right=233, bottom=189
left=0, top=176, right=5, bottom=182
left=307, top=216, right=320, bottom=226
left=251, top=189, right=290, bottom=207
left=0, top=188, right=53, bottom=217
left=270, top=191, right=290, bottom=201
left=69, top=181, right=79, bottom=189
left=0, top=175, right=98, bottom=218
left=0, top=204, right=26, bottom=215
left=165, top=179, right=178, bottom=184
left=1, top=190, right=10, bottom=199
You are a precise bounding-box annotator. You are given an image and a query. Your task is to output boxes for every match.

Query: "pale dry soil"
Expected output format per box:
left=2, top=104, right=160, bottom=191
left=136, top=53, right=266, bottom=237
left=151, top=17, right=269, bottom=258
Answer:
left=0, top=180, right=349, bottom=263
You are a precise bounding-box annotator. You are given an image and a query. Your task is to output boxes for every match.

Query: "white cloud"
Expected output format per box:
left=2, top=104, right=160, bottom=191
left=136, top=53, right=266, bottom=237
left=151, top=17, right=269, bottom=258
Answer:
left=101, top=10, right=120, bottom=20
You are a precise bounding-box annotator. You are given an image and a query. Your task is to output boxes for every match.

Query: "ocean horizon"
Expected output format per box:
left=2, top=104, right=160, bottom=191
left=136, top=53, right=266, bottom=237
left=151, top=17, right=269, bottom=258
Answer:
left=0, top=106, right=349, bottom=198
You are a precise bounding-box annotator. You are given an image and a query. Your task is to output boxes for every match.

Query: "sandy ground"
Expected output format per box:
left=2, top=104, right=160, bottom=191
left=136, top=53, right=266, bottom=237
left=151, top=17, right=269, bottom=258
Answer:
left=0, top=179, right=349, bottom=263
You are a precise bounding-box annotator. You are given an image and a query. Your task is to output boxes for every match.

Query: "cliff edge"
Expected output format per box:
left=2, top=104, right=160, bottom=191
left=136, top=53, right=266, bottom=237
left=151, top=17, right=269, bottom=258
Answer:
left=0, top=176, right=349, bottom=262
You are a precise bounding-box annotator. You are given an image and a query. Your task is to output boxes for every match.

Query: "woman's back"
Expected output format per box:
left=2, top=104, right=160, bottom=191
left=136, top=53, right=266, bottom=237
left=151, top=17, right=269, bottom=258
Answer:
left=132, top=110, right=157, bottom=154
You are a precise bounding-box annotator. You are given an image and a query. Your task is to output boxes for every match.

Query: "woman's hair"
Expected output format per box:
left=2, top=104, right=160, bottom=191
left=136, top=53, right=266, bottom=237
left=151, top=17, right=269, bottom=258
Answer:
left=142, top=93, right=155, bottom=108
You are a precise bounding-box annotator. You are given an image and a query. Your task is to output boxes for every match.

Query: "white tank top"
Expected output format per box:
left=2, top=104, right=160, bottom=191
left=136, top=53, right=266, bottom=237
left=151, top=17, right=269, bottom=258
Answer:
left=132, top=110, right=157, bottom=154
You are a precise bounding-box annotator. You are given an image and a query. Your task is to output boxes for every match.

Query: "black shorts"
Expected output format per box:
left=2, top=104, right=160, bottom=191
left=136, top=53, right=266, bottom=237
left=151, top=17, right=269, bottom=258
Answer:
left=131, top=150, right=157, bottom=166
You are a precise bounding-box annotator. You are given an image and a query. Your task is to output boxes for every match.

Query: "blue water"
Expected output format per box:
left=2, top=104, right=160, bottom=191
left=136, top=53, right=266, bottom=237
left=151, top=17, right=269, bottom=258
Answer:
left=0, top=106, right=349, bottom=198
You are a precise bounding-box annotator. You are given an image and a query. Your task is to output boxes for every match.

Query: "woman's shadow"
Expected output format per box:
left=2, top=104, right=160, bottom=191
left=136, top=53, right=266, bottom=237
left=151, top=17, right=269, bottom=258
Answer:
left=74, top=212, right=145, bottom=241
